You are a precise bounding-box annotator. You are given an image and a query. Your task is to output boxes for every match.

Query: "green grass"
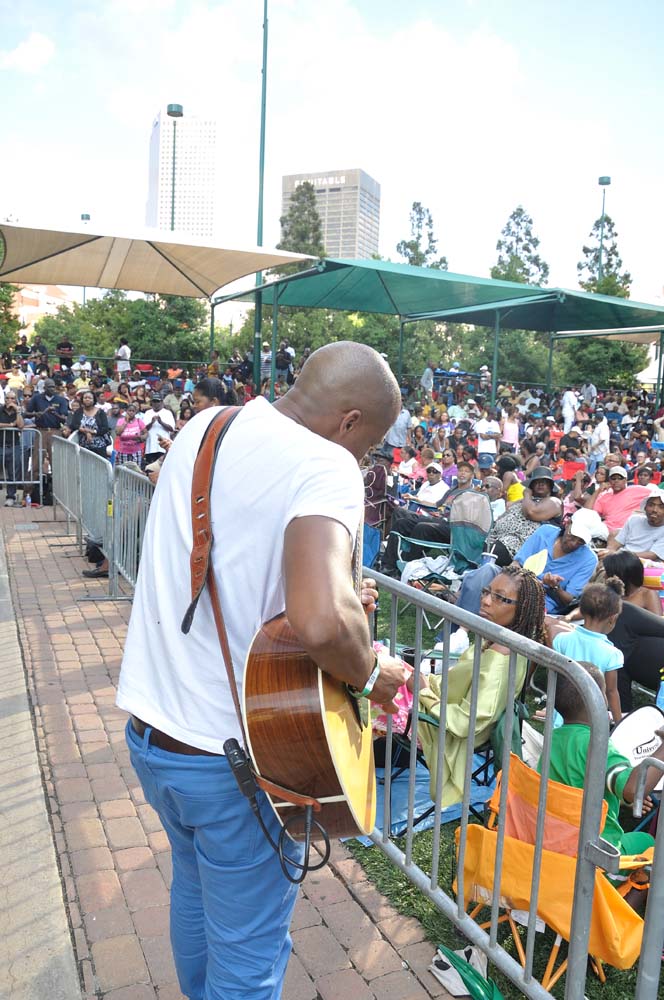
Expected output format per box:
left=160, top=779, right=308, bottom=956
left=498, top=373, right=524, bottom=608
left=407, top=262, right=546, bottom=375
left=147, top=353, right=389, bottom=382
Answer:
left=361, top=600, right=648, bottom=1000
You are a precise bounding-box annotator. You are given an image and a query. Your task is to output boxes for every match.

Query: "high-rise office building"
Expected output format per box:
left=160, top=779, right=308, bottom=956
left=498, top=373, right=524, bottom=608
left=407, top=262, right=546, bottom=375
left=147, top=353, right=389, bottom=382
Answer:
left=146, top=109, right=217, bottom=239
left=281, top=169, right=380, bottom=258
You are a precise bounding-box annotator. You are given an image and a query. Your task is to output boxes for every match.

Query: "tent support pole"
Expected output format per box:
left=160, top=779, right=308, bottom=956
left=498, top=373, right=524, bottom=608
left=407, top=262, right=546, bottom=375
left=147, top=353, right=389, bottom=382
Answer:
left=490, top=311, right=500, bottom=406
left=209, top=300, right=216, bottom=358
left=546, top=334, right=554, bottom=393
left=269, top=282, right=281, bottom=403
left=398, top=319, right=404, bottom=381
left=657, top=332, right=664, bottom=409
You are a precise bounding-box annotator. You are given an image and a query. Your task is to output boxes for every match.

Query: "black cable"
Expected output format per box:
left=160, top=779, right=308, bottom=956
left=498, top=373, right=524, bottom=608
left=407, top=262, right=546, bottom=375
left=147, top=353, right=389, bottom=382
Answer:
left=224, top=738, right=331, bottom=884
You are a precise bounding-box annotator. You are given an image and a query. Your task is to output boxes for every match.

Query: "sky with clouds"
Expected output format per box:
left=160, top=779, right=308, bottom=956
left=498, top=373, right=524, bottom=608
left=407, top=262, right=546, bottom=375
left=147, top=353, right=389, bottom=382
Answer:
left=1, top=0, right=663, bottom=302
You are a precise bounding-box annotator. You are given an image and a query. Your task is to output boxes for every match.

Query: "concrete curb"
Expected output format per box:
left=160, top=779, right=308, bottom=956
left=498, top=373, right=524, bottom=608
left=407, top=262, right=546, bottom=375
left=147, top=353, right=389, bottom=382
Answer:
left=0, top=527, right=82, bottom=1000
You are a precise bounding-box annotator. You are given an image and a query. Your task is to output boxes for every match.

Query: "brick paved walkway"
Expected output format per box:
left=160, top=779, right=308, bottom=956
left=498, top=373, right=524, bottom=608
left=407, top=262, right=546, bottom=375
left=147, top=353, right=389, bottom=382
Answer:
left=1, top=505, right=451, bottom=1000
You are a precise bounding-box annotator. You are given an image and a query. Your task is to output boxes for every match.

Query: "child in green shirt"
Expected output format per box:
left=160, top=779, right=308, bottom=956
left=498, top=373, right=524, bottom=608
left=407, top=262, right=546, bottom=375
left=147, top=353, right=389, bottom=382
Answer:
left=539, top=662, right=664, bottom=856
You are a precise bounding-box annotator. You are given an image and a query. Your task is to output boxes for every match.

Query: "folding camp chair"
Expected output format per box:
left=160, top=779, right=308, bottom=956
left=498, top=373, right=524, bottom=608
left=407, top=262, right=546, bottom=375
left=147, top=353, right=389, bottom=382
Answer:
left=457, top=753, right=654, bottom=992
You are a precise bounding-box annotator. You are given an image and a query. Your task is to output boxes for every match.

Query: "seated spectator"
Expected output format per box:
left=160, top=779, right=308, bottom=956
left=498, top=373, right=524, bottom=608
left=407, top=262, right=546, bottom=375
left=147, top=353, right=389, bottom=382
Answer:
left=634, top=464, right=655, bottom=487
left=485, top=467, right=562, bottom=566
left=418, top=566, right=546, bottom=805
left=585, top=465, right=653, bottom=533
left=401, top=462, right=448, bottom=511
left=410, top=446, right=436, bottom=484
left=540, top=662, right=662, bottom=857
left=483, top=476, right=505, bottom=519
left=397, top=446, right=417, bottom=478
left=381, top=461, right=475, bottom=572
left=513, top=509, right=599, bottom=613
left=552, top=580, right=624, bottom=724
left=439, top=447, right=458, bottom=486
left=601, top=552, right=664, bottom=710
left=599, top=488, right=664, bottom=562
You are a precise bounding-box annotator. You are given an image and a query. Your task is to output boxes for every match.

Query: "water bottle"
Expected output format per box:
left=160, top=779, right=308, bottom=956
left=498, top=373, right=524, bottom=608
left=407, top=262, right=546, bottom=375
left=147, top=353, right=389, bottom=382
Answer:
left=657, top=671, right=664, bottom=712
left=25, top=494, right=32, bottom=509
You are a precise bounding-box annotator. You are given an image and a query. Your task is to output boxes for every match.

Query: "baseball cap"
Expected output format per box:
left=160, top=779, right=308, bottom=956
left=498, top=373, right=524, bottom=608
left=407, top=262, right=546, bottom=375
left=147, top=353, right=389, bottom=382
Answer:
left=640, top=487, right=664, bottom=510
left=150, top=392, right=162, bottom=402
left=426, top=463, right=443, bottom=473
left=608, top=465, right=627, bottom=478
left=477, top=454, right=494, bottom=469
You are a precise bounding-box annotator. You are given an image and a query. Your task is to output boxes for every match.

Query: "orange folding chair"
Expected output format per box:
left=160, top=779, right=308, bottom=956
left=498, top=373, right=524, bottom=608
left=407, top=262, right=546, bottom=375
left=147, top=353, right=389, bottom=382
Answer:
left=456, top=754, right=653, bottom=991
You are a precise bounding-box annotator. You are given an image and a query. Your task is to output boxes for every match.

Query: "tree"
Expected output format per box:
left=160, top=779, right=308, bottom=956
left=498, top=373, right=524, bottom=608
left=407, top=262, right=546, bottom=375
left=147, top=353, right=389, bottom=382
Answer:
left=490, top=206, right=549, bottom=285
left=34, top=291, right=209, bottom=366
left=556, top=337, right=647, bottom=390
left=577, top=214, right=631, bottom=297
left=396, top=202, right=448, bottom=270
left=277, top=181, right=326, bottom=259
left=0, top=283, right=21, bottom=352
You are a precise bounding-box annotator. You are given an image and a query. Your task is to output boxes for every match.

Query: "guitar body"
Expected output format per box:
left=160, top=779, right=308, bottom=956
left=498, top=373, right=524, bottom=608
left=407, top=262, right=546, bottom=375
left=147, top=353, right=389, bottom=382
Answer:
left=243, top=613, right=376, bottom=840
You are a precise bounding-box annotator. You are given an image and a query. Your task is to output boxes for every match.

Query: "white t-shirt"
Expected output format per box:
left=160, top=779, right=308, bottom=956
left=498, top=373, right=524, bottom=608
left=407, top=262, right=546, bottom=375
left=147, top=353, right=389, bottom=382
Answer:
left=116, top=344, right=131, bottom=373
left=474, top=418, right=501, bottom=455
left=116, top=398, right=364, bottom=752
left=415, top=478, right=448, bottom=505
left=143, top=407, right=175, bottom=453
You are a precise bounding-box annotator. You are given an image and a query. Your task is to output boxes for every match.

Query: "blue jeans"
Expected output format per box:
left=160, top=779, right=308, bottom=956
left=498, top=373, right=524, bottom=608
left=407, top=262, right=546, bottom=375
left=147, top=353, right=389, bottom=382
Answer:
left=126, top=721, right=302, bottom=1000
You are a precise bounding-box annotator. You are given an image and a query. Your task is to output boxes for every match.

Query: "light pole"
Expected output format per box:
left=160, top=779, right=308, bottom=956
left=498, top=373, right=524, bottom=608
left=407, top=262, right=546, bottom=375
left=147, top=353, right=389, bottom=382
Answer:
left=81, top=213, right=90, bottom=305
left=597, top=175, right=611, bottom=284
left=253, top=0, right=269, bottom=392
left=167, top=103, right=183, bottom=231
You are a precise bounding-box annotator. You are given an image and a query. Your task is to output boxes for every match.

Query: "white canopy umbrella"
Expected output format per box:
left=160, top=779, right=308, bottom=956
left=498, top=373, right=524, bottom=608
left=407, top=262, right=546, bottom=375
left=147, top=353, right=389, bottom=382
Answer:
left=0, top=223, right=311, bottom=298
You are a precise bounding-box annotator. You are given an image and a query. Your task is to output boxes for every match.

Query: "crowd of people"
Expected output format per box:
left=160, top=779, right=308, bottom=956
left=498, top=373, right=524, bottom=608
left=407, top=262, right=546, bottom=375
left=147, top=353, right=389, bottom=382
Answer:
left=370, top=372, right=664, bottom=707
left=0, top=333, right=311, bottom=505
left=361, top=370, right=664, bottom=874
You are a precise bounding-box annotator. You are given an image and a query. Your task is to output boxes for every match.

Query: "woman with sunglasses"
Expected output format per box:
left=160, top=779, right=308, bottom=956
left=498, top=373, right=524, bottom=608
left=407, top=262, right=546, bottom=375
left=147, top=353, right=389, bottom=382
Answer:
left=418, top=565, right=546, bottom=806
left=439, top=448, right=458, bottom=486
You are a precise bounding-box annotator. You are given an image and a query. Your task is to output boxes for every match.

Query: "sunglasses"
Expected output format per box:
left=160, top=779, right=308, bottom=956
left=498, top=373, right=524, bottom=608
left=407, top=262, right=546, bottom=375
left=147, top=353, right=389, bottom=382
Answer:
left=480, top=586, right=518, bottom=606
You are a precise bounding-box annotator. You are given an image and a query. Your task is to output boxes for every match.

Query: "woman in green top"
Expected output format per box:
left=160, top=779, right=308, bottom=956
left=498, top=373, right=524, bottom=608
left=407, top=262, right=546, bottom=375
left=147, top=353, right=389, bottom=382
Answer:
left=419, top=565, right=546, bottom=806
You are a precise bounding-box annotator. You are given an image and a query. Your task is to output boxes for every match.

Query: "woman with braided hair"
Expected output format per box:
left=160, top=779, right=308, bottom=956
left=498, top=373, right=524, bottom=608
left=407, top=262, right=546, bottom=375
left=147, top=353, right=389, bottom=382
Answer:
left=418, top=565, right=546, bottom=805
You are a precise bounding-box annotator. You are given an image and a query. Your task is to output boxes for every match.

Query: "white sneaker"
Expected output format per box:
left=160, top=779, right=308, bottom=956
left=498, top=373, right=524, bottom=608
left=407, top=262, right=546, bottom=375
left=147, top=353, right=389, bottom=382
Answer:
left=4, top=498, right=16, bottom=507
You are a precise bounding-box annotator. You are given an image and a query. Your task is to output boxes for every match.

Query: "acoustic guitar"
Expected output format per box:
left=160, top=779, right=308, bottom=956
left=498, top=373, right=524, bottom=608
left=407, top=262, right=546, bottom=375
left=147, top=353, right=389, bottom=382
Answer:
left=242, top=611, right=377, bottom=841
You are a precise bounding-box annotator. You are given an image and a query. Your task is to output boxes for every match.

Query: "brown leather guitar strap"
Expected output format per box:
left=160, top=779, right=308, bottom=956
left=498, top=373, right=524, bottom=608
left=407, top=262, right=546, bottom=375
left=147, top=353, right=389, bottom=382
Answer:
left=181, top=407, right=321, bottom=813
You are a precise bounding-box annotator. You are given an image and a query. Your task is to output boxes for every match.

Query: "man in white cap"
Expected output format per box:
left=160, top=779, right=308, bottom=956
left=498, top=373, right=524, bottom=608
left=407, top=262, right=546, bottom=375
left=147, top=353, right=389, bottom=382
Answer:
left=599, top=488, right=664, bottom=562
left=513, top=509, right=599, bottom=613
left=401, top=462, right=448, bottom=509
left=584, top=465, right=652, bottom=534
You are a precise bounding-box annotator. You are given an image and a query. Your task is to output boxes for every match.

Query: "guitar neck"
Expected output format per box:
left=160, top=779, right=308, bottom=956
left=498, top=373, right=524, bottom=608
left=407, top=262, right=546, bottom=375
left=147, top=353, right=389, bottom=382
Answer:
left=352, top=525, right=364, bottom=597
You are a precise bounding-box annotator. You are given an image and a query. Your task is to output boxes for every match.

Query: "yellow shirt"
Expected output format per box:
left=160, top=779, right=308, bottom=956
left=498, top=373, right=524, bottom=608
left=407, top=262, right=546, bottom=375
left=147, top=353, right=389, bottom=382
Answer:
left=7, top=371, right=26, bottom=389
left=506, top=481, right=525, bottom=502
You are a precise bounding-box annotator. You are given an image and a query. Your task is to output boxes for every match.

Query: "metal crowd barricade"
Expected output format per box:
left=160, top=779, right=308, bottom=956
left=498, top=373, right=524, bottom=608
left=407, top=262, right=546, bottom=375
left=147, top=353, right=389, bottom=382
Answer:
left=79, top=449, right=113, bottom=560
left=51, top=435, right=82, bottom=548
left=109, top=465, right=154, bottom=598
left=632, top=758, right=664, bottom=999
left=0, top=426, right=43, bottom=506
left=371, top=571, right=613, bottom=1000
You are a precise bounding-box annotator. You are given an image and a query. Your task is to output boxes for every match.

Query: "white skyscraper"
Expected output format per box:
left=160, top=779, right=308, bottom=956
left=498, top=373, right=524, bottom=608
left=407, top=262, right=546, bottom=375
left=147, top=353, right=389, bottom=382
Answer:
left=146, top=108, right=217, bottom=239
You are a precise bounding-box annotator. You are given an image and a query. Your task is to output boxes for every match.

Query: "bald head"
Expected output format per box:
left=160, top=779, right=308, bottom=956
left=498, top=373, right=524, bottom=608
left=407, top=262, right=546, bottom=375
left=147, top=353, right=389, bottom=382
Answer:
left=276, top=341, right=401, bottom=460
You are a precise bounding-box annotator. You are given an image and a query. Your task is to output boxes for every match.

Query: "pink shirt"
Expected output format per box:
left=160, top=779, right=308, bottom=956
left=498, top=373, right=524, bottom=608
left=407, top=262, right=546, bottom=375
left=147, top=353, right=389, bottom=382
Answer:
left=594, top=485, right=651, bottom=532
left=115, top=416, right=146, bottom=455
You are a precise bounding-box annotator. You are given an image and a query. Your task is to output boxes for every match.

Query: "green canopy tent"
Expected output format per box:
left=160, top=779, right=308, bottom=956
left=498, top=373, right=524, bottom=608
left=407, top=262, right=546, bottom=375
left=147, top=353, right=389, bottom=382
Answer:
left=214, top=257, right=664, bottom=401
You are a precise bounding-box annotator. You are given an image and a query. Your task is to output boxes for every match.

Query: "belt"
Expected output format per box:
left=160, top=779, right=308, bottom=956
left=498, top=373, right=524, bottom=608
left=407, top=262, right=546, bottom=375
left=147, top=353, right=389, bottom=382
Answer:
left=131, top=716, right=222, bottom=756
